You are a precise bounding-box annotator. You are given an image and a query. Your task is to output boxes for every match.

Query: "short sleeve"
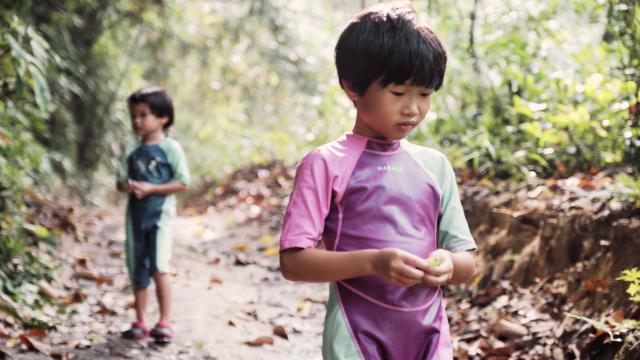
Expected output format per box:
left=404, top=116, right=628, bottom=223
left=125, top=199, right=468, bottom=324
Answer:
left=437, top=159, right=476, bottom=252
left=162, top=140, right=191, bottom=185
left=280, top=151, right=333, bottom=250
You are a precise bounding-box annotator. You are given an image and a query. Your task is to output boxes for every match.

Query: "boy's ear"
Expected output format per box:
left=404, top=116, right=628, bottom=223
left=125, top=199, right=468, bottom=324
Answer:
left=341, top=80, right=361, bottom=102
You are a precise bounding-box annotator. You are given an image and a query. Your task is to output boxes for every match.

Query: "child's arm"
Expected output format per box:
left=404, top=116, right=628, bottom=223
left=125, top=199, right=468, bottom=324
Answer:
left=447, top=250, right=475, bottom=284
left=129, top=181, right=187, bottom=198
left=415, top=153, right=477, bottom=287
left=281, top=247, right=426, bottom=287
left=116, top=181, right=131, bottom=193
left=418, top=249, right=476, bottom=287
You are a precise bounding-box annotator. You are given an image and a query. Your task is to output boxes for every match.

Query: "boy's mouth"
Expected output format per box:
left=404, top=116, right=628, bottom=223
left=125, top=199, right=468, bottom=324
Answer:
left=396, top=122, right=417, bottom=131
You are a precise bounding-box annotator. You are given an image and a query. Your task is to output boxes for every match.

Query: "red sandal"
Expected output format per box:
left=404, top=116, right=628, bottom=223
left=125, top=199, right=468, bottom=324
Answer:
left=149, top=321, right=173, bottom=344
left=121, top=322, right=148, bottom=340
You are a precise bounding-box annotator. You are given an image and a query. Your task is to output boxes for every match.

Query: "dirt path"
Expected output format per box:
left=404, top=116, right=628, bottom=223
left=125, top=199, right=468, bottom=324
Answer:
left=166, top=211, right=326, bottom=360
left=5, top=186, right=636, bottom=359
left=3, top=208, right=326, bottom=359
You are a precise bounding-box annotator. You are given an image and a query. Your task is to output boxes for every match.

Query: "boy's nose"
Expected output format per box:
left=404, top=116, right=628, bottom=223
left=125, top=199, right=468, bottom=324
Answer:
left=403, top=101, right=420, bottom=116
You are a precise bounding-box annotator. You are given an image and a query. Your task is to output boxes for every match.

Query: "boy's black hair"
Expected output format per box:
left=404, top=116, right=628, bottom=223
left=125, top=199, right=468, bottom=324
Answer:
left=335, top=2, right=447, bottom=96
left=127, top=86, right=174, bottom=130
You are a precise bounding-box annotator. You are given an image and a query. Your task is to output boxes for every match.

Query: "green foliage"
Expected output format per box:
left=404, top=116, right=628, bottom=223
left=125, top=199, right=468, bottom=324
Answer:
left=564, top=311, right=638, bottom=342
left=142, top=2, right=356, bottom=178
left=412, top=0, right=639, bottom=179
left=4, top=1, right=639, bottom=189
left=124, top=0, right=639, bottom=182
left=0, top=0, right=162, bottom=321
left=614, top=174, right=640, bottom=208
left=617, top=267, right=640, bottom=302
left=0, top=11, right=60, bottom=320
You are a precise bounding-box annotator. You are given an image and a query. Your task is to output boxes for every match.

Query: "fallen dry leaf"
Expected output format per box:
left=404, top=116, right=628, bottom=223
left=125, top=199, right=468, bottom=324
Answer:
left=38, top=280, right=66, bottom=300
left=259, top=235, right=275, bottom=244
left=95, top=305, right=116, bottom=317
left=262, top=246, right=279, bottom=257
left=19, top=335, right=52, bottom=356
left=234, top=253, right=253, bottom=266
left=58, top=288, right=87, bottom=305
left=578, top=177, right=597, bottom=190
left=490, top=318, right=528, bottom=338
left=273, top=325, right=288, bottom=340
left=610, top=310, right=625, bottom=324
left=73, top=271, right=114, bottom=286
left=73, top=256, right=94, bottom=271
left=24, top=328, right=47, bottom=339
left=233, top=243, right=249, bottom=253
left=245, top=336, right=274, bottom=347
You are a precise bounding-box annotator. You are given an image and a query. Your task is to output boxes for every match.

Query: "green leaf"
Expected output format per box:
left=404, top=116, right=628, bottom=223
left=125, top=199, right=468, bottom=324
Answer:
left=22, top=224, right=50, bottom=239
left=28, top=65, right=51, bottom=113
left=617, top=267, right=640, bottom=282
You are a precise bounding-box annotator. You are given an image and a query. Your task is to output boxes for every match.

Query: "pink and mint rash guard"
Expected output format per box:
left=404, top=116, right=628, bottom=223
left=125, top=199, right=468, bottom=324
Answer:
left=280, top=132, right=477, bottom=360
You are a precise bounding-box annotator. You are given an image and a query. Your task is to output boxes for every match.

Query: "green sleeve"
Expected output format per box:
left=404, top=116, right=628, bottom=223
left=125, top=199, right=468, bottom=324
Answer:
left=403, top=141, right=476, bottom=252
left=161, top=139, right=191, bottom=185
left=436, top=156, right=476, bottom=252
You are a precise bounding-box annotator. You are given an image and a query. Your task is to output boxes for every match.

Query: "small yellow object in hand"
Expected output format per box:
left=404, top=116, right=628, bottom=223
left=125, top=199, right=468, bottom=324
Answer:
left=415, top=258, right=442, bottom=286
left=427, top=258, right=441, bottom=268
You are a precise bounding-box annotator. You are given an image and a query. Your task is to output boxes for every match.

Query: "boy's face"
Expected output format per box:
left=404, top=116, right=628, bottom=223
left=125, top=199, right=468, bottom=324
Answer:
left=348, top=80, right=433, bottom=141
left=129, top=103, right=167, bottom=139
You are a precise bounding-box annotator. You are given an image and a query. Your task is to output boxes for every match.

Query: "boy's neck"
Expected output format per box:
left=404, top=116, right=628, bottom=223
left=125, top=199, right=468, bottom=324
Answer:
left=352, top=117, right=397, bottom=143
left=141, top=131, right=166, bottom=144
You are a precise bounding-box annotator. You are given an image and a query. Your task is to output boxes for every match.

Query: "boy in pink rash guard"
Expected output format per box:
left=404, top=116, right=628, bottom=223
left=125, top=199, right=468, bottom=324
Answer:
left=279, top=3, right=477, bottom=360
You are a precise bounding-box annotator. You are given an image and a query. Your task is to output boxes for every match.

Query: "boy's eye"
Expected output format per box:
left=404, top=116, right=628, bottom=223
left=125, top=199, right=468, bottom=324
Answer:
left=391, top=91, right=405, bottom=96
left=421, top=93, right=432, bottom=97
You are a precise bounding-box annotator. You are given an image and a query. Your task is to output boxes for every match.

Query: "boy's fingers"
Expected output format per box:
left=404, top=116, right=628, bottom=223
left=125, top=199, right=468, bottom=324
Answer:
left=423, top=263, right=449, bottom=276
left=401, top=253, right=427, bottom=268
left=397, top=272, right=421, bottom=282
left=399, top=264, right=424, bottom=279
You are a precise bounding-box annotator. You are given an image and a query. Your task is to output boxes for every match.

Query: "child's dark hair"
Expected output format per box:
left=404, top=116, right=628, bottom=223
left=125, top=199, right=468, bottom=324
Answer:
left=127, top=86, right=174, bottom=130
left=335, top=2, right=447, bottom=96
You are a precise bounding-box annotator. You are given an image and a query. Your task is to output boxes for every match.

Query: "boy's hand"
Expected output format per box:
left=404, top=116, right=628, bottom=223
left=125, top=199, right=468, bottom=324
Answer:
left=116, top=181, right=132, bottom=193
left=129, top=181, right=155, bottom=199
left=371, top=248, right=426, bottom=287
left=416, top=249, right=453, bottom=287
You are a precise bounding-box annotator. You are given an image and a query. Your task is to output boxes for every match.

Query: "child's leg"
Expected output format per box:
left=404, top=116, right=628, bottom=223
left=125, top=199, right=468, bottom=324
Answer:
left=153, top=272, right=171, bottom=323
left=126, top=213, right=152, bottom=327
left=122, top=285, right=150, bottom=340
left=134, top=286, right=149, bottom=324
